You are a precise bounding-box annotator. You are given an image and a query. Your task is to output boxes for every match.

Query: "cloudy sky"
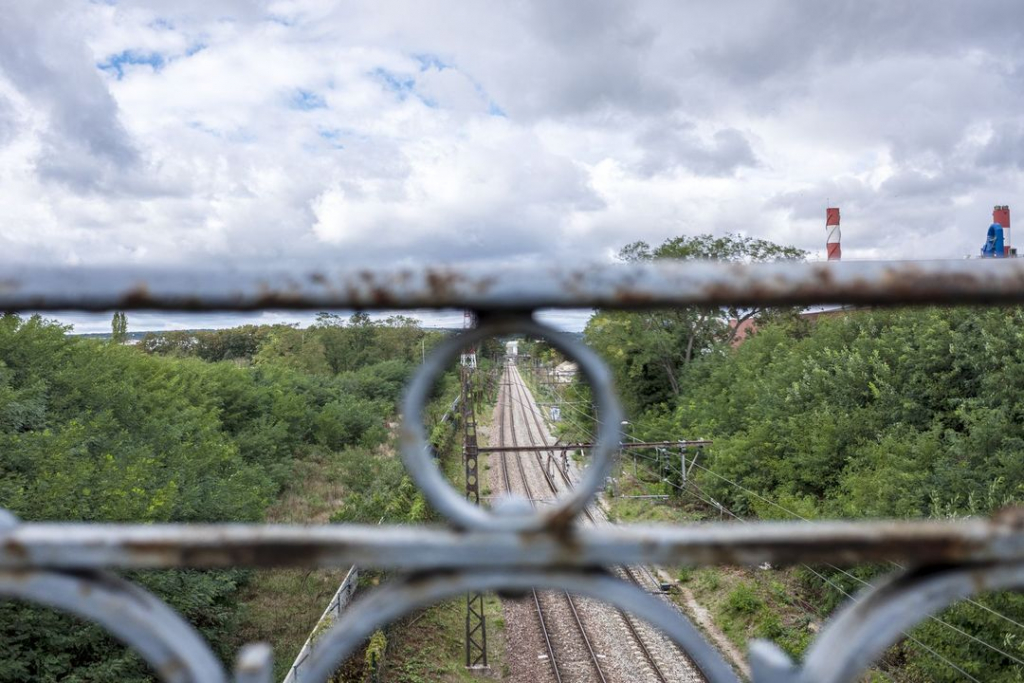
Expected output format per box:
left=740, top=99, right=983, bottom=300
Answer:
left=3, top=1, right=1024, bottom=331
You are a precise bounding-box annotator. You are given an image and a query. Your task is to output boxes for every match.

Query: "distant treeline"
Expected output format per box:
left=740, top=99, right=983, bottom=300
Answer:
left=0, top=312, right=446, bottom=682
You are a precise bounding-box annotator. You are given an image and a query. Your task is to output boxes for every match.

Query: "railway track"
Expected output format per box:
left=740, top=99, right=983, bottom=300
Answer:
left=505, top=363, right=699, bottom=683
left=497, top=366, right=608, bottom=683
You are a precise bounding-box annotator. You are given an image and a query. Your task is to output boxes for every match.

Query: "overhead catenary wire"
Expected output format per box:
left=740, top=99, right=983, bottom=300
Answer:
left=497, top=364, right=608, bottom=683
left=684, top=459, right=1024, bottom=633
left=536, top=363, right=1024, bottom=639
left=632, top=456, right=1012, bottom=678
left=526, top=363, right=1010, bottom=681
left=630, top=452, right=1024, bottom=668
left=522, top=369, right=892, bottom=667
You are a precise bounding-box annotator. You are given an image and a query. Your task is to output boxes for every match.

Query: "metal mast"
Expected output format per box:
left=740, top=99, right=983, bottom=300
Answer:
left=461, top=311, right=487, bottom=669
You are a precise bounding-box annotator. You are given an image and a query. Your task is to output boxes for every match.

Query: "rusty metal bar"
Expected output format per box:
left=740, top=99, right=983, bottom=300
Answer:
left=401, top=314, right=624, bottom=533
left=6, top=259, right=1024, bottom=311
left=2, top=514, right=1022, bottom=570
left=4, top=259, right=1024, bottom=683
left=477, top=440, right=713, bottom=453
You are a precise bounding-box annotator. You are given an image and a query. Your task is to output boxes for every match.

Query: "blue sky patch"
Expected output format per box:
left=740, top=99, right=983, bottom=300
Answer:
left=372, top=68, right=440, bottom=107
left=413, top=53, right=450, bottom=72
left=373, top=68, right=416, bottom=99
left=97, top=50, right=165, bottom=79
left=266, top=13, right=298, bottom=27
left=317, top=128, right=345, bottom=149
left=291, top=89, right=327, bottom=110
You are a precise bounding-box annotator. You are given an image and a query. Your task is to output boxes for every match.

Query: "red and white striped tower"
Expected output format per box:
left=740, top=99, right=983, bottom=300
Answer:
left=994, top=205, right=1010, bottom=257
left=826, top=207, right=841, bottom=260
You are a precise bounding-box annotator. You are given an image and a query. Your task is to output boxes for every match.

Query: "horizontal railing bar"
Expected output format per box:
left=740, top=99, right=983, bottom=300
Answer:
left=476, top=440, right=712, bottom=453
left=4, top=260, right=1024, bottom=311
left=2, top=513, right=1021, bottom=569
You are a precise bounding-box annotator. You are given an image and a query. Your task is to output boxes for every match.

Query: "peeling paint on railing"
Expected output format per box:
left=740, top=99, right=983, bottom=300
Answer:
left=2, top=260, right=1023, bottom=683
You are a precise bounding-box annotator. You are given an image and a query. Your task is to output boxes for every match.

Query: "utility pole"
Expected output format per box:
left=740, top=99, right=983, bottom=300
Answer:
left=681, top=444, right=687, bottom=486
left=461, top=312, right=487, bottom=670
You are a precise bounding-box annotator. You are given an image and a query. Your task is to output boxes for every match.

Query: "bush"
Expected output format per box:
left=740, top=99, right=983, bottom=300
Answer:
left=754, top=609, right=784, bottom=639
left=725, top=582, right=763, bottom=615
left=314, top=397, right=387, bottom=450
left=0, top=314, right=430, bottom=681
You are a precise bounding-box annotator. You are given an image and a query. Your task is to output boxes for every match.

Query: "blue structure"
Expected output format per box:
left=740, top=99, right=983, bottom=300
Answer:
left=981, top=222, right=1005, bottom=258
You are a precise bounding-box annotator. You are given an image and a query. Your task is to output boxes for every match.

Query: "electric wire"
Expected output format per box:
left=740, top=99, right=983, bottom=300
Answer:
left=526, top=363, right=1007, bottom=681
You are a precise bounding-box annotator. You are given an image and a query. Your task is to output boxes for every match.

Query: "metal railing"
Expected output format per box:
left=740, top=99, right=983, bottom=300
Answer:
left=1, top=259, right=1023, bottom=683
left=282, top=566, right=359, bottom=683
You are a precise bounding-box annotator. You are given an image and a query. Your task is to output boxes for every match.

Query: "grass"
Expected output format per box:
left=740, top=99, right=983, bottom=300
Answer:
left=234, top=446, right=362, bottom=681
left=382, top=594, right=508, bottom=683
left=684, top=568, right=816, bottom=661
left=602, top=463, right=820, bottom=664
left=603, top=463, right=702, bottom=523
left=382, top=380, right=508, bottom=681
left=234, top=374, right=508, bottom=682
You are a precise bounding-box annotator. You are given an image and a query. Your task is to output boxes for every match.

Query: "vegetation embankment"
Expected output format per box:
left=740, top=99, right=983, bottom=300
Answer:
left=378, top=355, right=510, bottom=683
left=573, top=234, right=1024, bottom=682
left=0, top=312, right=439, bottom=682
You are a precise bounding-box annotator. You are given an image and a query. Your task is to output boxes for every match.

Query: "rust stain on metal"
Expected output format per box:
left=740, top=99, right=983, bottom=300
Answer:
left=121, top=536, right=356, bottom=567
left=2, top=540, right=27, bottom=561
left=518, top=521, right=585, bottom=567
left=157, top=657, right=187, bottom=680
left=473, top=276, right=497, bottom=296
left=352, top=270, right=399, bottom=307
left=250, top=291, right=314, bottom=309
left=611, top=286, right=656, bottom=306
left=119, top=283, right=155, bottom=308
left=992, top=506, right=1024, bottom=530
left=558, top=273, right=589, bottom=303
left=370, top=288, right=398, bottom=306
left=424, top=269, right=465, bottom=301
left=1, top=569, right=34, bottom=583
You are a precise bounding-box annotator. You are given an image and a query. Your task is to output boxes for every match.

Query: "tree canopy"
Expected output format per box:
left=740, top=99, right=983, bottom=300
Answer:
left=585, top=233, right=805, bottom=414
left=0, top=313, right=439, bottom=682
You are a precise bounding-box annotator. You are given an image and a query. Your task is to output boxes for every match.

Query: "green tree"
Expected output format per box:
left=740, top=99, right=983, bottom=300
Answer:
left=110, top=311, right=128, bottom=344
left=585, top=233, right=805, bottom=414
left=0, top=312, right=433, bottom=682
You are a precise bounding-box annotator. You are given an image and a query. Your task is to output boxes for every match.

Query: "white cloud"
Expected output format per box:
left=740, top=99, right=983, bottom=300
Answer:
left=2, top=0, right=1024, bottom=331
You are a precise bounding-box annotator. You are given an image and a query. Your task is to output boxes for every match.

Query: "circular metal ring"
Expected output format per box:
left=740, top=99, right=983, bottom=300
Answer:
left=401, top=313, right=623, bottom=531
left=0, top=569, right=227, bottom=683
left=301, top=568, right=739, bottom=683
left=792, top=561, right=1024, bottom=683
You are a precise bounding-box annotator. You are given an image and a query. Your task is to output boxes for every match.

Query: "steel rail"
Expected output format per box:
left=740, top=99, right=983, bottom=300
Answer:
left=508, top=366, right=566, bottom=511
left=10, top=259, right=1024, bottom=310
left=402, top=316, right=624, bottom=533
left=532, top=588, right=563, bottom=683
left=524, top=373, right=690, bottom=595
left=512, top=365, right=676, bottom=683
left=504, top=364, right=608, bottom=683
left=3, top=260, right=1024, bottom=683
left=302, top=568, right=741, bottom=683
left=618, top=566, right=671, bottom=683
left=497, top=371, right=562, bottom=683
